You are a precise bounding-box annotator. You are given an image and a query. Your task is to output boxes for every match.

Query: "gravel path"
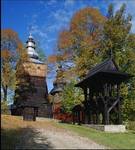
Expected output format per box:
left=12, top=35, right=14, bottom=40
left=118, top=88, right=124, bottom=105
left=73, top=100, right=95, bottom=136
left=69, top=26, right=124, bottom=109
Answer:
left=34, top=128, right=106, bottom=149
left=16, top=124, right=107, bottom=149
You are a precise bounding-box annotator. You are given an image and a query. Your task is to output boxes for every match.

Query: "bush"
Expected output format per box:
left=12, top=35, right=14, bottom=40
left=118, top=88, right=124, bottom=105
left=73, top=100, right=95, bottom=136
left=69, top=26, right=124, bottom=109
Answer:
left=1, top=101, right=10, bottom=114
left=126, top=121, right=135, bottom=131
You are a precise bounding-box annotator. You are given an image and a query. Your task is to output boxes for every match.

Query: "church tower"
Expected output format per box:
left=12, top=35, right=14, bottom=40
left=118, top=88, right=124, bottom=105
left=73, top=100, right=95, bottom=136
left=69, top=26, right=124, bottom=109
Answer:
left=11, top=34, right=52, bottom=120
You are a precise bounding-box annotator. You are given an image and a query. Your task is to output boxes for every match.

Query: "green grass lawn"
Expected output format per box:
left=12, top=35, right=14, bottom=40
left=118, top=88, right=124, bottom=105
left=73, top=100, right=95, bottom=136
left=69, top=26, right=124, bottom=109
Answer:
left=57, top=123, right=135, bottom=149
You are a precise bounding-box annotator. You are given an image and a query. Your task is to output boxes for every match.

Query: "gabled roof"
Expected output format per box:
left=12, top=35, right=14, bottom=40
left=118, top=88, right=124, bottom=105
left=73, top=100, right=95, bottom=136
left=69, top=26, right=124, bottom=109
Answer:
left=76, top=58, right=132, bottom=88
left=86, top=58, right=118, bottom=78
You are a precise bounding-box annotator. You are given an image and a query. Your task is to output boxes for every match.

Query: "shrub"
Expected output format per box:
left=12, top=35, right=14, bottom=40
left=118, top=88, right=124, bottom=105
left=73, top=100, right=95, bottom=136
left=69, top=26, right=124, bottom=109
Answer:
left=126, top=121, right=135, bottom=131
left=1, top=101, right=10, bottom=114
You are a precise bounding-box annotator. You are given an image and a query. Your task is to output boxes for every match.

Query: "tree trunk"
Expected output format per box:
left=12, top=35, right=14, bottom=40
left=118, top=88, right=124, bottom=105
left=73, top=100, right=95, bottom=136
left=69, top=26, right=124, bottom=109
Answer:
left=2, top=84, right=8, bottom=101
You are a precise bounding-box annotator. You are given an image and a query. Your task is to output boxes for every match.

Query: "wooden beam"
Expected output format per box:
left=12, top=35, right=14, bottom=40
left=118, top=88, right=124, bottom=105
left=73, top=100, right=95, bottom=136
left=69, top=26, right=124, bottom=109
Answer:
left=103, top=84, right=109, bottom=124
left=84, top=88, right=87, bottom=101
left=78, top=111, right=81, bottom=125
left=73, top=111, right=75, bottom=124
left=108, top=98, right=119, bottom=113
left=117, top=84, right=122, bottom=124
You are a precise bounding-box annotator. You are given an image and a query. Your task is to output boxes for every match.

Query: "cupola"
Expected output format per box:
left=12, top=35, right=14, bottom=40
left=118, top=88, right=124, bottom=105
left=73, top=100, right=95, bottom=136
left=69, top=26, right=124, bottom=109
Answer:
left=26, top=33, right=39, bottom=59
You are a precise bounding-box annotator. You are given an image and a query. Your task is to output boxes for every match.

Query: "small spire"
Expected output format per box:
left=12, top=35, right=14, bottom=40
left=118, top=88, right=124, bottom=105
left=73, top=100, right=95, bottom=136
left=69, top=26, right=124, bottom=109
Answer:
left=28, top=25, right=33, bottom=39
left=29, top=32, right=33, bottom=39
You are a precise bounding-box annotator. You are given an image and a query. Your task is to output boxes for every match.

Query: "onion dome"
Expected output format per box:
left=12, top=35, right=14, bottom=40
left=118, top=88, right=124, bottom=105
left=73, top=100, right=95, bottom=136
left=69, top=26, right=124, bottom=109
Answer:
left=50, top=82, right=63, bottom=95
left=26, top=33, right=39, bottom=59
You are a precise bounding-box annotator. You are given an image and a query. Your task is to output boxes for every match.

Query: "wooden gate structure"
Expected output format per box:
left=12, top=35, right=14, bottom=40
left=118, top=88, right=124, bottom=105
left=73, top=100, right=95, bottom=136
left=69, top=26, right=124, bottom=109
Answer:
left=73, top=58, right=132, bottom=125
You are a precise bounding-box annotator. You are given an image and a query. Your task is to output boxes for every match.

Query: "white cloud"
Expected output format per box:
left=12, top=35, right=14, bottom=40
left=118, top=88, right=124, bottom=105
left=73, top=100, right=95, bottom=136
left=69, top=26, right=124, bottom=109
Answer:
left=29, top=25, right=48, bottom=39
left=47, top=38, right=56, bottom=43
left=39, top=0, right=57, bottom=7
left=45, top=23, right=60, bottom=33
left=52, top=9, right=71, bottom=23
left=64, top=0, right=75, bottom=7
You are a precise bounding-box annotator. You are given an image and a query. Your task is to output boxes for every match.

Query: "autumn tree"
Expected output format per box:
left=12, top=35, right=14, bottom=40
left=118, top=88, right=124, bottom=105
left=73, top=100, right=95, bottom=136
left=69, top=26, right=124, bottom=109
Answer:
left=58, top=7, right=105, bottom=78
left=1, top=29, right=24, bottom=101
left=49, top=7, right=106, bottom=89
left=101, top=4, right=135, bottom=121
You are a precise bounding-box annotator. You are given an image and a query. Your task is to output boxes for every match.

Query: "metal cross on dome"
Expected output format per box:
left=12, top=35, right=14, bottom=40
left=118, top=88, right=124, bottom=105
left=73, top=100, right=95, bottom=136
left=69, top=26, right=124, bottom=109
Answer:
left=28, top=25, right=34, bottom=37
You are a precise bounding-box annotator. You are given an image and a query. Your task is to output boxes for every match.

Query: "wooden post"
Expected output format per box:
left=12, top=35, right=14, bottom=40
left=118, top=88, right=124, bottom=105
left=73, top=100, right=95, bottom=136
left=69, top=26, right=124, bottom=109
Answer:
left=96, top=112, right=99, bottom=124
left=104, top=102, right=108, bottom=125
left=84, top=88, right=87, bottom=101
left=73, top=111, right=75, bottom=124
left=83, top=111, right=85, bottom=124
left=33, top=107, right=36, bottom=121
left=117, top=84, right=122, bottom=124
left=88, top=110, right=92, bottom=124
left=104, top=84, right=109, bottom=125
left=89, top=90, right=92, bottom=124
left=84, top=88, right=87, bottom=124
left=78, top=111, right=81, bottom=125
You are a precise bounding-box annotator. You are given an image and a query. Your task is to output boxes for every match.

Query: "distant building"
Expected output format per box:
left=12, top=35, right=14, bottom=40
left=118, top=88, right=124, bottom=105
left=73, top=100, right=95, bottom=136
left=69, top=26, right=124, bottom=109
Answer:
left=11, top=34, right=52, bottom=120
left=50, top=65, right=65, bottom=119
left=50, top=65, right=73, bottom=122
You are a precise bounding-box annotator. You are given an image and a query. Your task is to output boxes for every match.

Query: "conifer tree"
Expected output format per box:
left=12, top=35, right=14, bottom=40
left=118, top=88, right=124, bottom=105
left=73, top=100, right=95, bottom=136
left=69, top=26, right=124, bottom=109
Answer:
left=101, top=4, right=135, bottom=121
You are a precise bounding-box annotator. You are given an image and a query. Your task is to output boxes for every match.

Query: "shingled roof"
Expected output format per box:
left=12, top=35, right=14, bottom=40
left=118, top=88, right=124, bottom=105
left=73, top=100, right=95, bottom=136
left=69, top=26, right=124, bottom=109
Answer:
left=76, top=58, right=132, bottom=88
left=86, top=58, right=119, bottom=78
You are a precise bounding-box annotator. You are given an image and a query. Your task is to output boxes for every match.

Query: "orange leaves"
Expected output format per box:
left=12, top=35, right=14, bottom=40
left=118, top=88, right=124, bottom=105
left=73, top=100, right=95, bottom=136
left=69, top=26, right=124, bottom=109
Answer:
left=56, top=7, right=106, bottom=78
left=1, top=49, right=11, bottom=60
left=70, top=7, right=105, bottom=35
left=1, top=29, right=25, bottom=101
left=1, top=29, right=28, bottom=64
left=48, top=52, right=71, bottom=64
left=48, top=55, right=57, bottom=63
left=58, top=30, right=73, bottom=50
left=82, top=36, right=93, bottom=46
left=1, top=29, right=18, bottom=39
left=1, top=29, right=23, bottom=53
left=17, top=42, right=23, bottom=52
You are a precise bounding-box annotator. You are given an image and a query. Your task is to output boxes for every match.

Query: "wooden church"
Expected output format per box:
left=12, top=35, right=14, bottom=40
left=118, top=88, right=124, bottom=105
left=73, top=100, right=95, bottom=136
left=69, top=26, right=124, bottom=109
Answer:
left=11, top=34, right=52, bottom=120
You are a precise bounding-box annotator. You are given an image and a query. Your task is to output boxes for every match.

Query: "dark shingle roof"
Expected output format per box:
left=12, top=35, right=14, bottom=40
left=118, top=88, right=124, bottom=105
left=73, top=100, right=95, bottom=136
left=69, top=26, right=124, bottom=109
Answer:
left=76, top=58, right=132, bottom=87
left=86, top=58, right=118, bottom=78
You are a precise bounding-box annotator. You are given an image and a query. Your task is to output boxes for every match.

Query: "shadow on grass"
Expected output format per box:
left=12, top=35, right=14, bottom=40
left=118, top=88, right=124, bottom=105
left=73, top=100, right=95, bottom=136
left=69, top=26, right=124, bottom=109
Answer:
left=1, top=127, right=53, bottom=150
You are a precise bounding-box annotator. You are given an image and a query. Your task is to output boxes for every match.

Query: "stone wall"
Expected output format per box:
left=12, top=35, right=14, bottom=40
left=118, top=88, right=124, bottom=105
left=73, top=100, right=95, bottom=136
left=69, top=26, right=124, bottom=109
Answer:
left=84, top=124, right=126, bottom=132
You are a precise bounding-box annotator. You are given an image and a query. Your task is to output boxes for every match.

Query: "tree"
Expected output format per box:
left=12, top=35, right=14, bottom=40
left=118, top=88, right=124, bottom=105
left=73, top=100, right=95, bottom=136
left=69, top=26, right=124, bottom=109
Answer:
left=58, top=7, right=106, bottom=78
left=101, top=4, right=133, bottom=62
left=61, top=80, right=84, bottom=113
left=101, top=4, right=135, bottom=121
left=1, top=101, right=10, bottom=114
left=52, top=5, right=135, bottom=121
left=1, top=29, right=23, bottom=101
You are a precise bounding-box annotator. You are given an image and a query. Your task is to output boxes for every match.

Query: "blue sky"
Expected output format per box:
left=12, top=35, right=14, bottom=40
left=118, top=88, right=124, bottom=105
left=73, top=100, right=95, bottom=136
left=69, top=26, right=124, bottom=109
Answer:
left=2, top=0, right=135, bottom=92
